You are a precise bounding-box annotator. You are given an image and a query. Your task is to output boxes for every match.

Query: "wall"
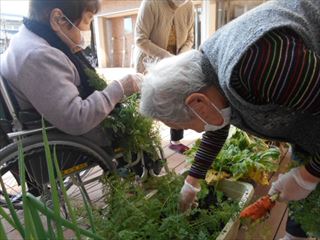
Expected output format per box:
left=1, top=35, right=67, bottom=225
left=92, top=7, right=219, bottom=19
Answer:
left=100, top=0, right=141, bottom=14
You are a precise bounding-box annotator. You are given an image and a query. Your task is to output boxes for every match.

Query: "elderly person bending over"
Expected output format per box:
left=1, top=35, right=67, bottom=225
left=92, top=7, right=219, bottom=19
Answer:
left=140, top=0, right=320, bottom=239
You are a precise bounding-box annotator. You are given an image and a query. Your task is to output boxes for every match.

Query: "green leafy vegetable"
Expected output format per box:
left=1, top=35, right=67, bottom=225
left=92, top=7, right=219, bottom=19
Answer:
left=85, top=68, right=161, bottom=161
left=185, top=129, right=280, bottom=185
left=89, top=173, right=239, bottom=240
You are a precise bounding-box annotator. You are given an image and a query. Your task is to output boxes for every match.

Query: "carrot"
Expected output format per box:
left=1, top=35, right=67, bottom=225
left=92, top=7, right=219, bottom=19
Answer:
left=240, top=194, right=278, bottom=221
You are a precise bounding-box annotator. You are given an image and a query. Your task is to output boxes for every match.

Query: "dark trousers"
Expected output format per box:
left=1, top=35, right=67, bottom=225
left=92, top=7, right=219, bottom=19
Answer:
left=286, top=215, right=307, bottom=238
left=170, top=129, right=184, bottom=142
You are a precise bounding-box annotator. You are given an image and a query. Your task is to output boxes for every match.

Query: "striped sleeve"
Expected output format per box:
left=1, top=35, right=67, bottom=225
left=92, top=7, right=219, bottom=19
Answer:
left=233, top=28, right=320, bottom=115
left=189, top=125, right=229, bottom=179
left=305, top=153, right=320, bottom=178
left=232, top=27, right=320, bottom=178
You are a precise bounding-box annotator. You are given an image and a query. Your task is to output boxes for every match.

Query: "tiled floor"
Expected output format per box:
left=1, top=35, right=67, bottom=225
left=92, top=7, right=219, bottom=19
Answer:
left=2, top=123, right=290, bottom=239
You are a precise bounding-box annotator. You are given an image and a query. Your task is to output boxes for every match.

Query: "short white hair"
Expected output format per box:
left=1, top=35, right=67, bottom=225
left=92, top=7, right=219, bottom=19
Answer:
left=140, top=50, right=208, bottom=123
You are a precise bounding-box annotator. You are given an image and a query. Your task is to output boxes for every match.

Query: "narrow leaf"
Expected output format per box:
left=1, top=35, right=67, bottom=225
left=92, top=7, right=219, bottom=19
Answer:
left=18, top=141, right=36, bottom=239
left=27, top=198, right=47, bottom=239
left=27, top=194, right=103, bottom=240
left=0, top=217, right=8, bottom=240
left=41, top=119, right=63, bottom=239
left=0, top=168, right=25, bottom=237
left=79, top=187, right=96, bottom=234
left=0, top=203, right=15, bottom=229
left=53, top=146, right=81, bottom=240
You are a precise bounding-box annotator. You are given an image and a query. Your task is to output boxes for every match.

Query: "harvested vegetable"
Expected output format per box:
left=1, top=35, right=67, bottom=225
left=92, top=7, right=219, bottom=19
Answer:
left=248, top=169, right=269, bottom=186
left=186, top=129, right=280, bottom=185
left=206, top=169, right=230, bottom=184
left=240, top=194, right=278, bottom=220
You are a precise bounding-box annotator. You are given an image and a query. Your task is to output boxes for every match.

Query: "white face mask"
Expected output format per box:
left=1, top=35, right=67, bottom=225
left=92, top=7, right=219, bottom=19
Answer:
left=59, top=15, right=89, bottom=50
left=189, top=102, right=231, bottom=132
left=81, top=30, right=92, bottom=49
left=172, top=0, right=187, bottom=7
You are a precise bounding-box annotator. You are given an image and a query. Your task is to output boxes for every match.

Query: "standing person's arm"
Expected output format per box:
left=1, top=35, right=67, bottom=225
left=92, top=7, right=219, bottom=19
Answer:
left=135, top=1, right=172, bottom=58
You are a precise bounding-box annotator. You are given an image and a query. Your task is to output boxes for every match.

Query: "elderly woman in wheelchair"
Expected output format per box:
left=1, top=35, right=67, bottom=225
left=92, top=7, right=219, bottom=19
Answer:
left=0, top=0, right=164, bottom=210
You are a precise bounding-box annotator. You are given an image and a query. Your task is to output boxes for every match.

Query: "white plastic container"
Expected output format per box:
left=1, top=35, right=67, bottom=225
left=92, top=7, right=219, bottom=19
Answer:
left=215, top=180, right=254, bottom=240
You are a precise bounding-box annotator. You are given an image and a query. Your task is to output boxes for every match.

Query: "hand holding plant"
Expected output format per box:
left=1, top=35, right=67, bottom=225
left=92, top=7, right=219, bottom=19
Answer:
left=86, top=68, right=160, bottom=161
left=268, top=166, right=319, bottom=201
left=179, top=177, right=201, bottom=212
left=118, top=73, right=144, bottom=96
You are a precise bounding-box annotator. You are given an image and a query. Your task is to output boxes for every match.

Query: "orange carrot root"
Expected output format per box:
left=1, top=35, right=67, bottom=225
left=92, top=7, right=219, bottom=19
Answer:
left=240, top=195, right=276, bottom=220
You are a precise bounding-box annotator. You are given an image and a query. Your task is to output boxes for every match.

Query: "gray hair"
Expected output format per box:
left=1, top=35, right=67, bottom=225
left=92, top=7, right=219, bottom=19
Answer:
left=140, top=49, right=209, bottom=123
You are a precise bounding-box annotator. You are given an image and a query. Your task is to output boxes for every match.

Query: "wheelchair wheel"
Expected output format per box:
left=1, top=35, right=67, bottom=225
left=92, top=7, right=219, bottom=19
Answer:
left=0, top=132, right=115, bottom=211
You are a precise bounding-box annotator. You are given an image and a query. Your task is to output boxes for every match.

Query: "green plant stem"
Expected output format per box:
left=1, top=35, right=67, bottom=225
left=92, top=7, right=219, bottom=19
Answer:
left=27, top=200, right=48, bottom=240
left=46, top=217, right=56, bottom=240
left=0, top=147, right=25, bottom=238
left=79, top=187, right=96, bottom=234
left=0, top=206, right=15, bottom=228
left=53, top=147, right=82, bottom=240
left=26, top=194, right=104, bottom=240
left=18, top=141, right=36, bottom=239
left=0, top=218, right=8, bottom=240
left=41, top=120, right=64, bottom=239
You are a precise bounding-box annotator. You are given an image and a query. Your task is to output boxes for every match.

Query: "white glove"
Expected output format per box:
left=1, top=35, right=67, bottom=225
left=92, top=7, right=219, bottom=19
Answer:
left=179, top=179, right=201, bottom=212
left=268, top=167, right=319, bottom=202
left=118, top=73, right=144, bottom=97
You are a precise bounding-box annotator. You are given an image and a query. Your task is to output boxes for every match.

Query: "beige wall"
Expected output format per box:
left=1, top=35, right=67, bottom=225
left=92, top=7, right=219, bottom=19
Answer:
left=100, top=0, right=141, bottom=14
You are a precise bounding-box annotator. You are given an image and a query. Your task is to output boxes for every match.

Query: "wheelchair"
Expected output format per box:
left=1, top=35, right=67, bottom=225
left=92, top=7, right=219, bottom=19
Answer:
left=0, top=74, right=166, bottom=213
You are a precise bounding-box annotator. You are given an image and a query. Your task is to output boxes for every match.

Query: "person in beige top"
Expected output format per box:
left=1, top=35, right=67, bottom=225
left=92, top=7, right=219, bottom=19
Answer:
left=135, top=0, right=195, bottom=154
